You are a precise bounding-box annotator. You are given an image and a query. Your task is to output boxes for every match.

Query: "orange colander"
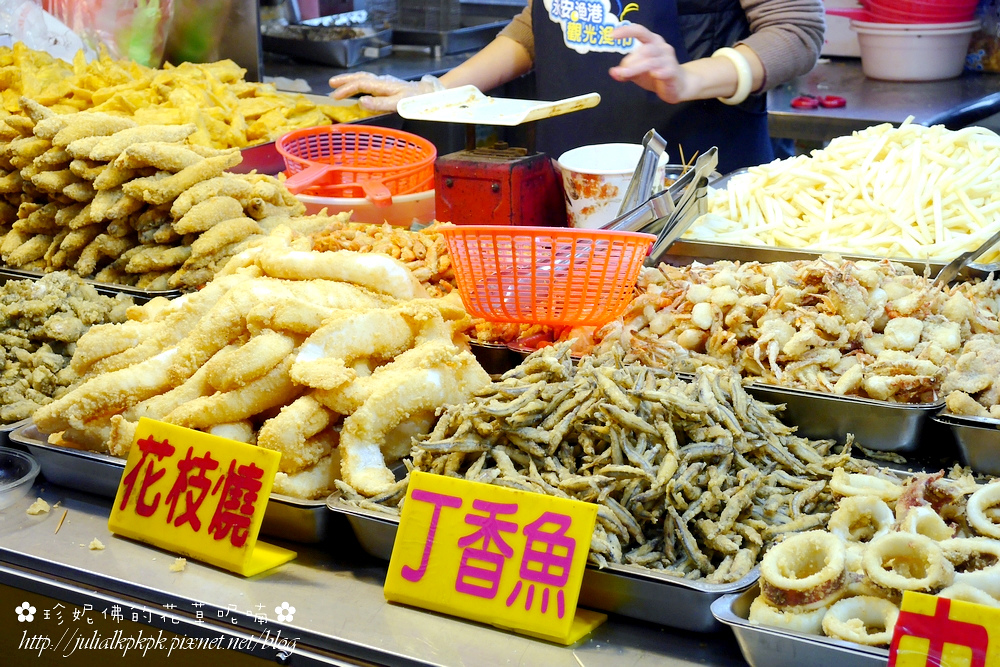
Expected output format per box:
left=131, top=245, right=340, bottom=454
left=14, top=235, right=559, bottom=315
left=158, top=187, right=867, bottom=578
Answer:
left=276, top=125, right=436, bottom=206
left=440, top=226, right=655, bottom=327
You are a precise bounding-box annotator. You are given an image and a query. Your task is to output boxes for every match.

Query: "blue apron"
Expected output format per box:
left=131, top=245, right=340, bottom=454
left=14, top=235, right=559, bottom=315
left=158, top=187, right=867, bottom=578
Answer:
left=531, top=0, right=773, bottom=173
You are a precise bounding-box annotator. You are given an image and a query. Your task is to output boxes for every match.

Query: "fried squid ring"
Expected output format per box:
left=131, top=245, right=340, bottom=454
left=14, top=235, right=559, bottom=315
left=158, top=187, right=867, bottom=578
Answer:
left=862, top=533, right=954, bottom=593
left=939, top=583, right=1000, bottom=608
left=748, top=595, right=826, bottom=635
left=896, top=506, right=954, bottom=541
left=940, top=537, right=1000, bottom=576
left=821, top=596, right=899, bottom=646
left=829, top=495, right=894, bottom=543
left=830, top=468, right=903, bottom=503
left=760, top=531, right=847, bottom=609
left=967, top=482, right=1000, bottom=539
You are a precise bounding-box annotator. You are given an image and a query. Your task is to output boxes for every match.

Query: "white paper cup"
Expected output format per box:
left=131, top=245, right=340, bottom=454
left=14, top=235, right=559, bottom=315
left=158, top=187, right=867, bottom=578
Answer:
left=556, top=143, right=668, bottom=229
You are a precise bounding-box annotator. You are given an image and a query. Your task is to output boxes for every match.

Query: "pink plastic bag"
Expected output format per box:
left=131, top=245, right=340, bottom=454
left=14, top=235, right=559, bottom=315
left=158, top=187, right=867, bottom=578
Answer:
left=40, top=0, right=174, bottom=67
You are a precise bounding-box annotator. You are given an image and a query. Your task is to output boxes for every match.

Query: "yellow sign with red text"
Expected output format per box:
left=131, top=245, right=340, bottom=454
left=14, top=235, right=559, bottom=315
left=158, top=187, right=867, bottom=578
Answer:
left=384, top=471, right=605, bottom=644
left=889, top=591, right=1000, bottom=667
left=108, top=418, right=295, bottom=576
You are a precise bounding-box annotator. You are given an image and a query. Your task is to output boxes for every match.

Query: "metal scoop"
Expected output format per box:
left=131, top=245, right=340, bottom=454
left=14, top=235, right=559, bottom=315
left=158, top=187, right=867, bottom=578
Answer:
left=933, top=225, right=1000, bottom=286
left=617, top=129, right=668, bottom=217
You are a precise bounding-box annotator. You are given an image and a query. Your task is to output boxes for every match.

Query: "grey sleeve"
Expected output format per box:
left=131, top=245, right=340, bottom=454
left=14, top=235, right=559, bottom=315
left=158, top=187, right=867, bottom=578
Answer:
left=497, top=1, right=536, bottom=62
left=736, top=0, right=826, bottom=91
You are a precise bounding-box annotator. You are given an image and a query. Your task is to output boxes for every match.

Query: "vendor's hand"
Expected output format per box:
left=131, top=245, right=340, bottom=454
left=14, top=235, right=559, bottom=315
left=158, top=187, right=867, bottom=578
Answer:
left=328, top=72, right=444, bottom=112
left=608, top=24, right=699, bottom=104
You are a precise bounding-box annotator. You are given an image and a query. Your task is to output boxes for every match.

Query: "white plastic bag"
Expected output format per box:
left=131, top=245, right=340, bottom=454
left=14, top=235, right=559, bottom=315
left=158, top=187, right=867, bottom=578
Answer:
left=0, top=0, right=94, bottom=61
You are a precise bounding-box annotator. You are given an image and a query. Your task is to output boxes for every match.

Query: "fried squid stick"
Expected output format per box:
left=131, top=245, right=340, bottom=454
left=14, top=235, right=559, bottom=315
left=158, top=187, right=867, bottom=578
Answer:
left=292, top=301, right=453, bottom=390
left=339, top=344, right=490, bottom=496
left=257, top=394, right=335, bottom=472
left=259, top=233, right=425, bottom=300
left=204, top=330, right=297, bottom=391
left=33, top=346, right=181, bottom=434
left=174, top=196, right=245, bottom=234
left=89, top=124, right=196, bottom=161
left=163, top=357, right=301, bottom=429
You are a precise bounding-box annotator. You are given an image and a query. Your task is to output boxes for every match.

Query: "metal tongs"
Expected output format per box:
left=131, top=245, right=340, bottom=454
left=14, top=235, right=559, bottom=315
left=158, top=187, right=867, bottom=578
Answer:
left=933, top=225, right=1000, bottom=286
left=647, top=147, right=718, bottom=266
left=617, top=129, right=668, bottom=217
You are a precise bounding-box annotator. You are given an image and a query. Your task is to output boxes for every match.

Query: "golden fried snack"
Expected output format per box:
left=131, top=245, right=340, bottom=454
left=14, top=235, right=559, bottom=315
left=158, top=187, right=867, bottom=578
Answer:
left=188, top=216, right=260, bottom=260
left=173, top=196, right=244, bottom=234
left=257, top=393, right=334, bottom=473
left=125, top=245, right=192, bottom=273
left=170, top=175, right=254, bottom=218
left=123, top=152, right=241, bottom=205
left=115, top=142, right=223, bottom=172
left=90, top=124, right=197, bottom=161
left=203, top=330, right=296, bottom=391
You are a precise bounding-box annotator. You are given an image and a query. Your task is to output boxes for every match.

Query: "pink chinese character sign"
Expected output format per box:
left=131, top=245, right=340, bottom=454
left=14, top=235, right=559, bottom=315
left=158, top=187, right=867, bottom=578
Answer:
left=109, top=418, right=296, bottom=577
left=385, top=471, right=605, bottom=644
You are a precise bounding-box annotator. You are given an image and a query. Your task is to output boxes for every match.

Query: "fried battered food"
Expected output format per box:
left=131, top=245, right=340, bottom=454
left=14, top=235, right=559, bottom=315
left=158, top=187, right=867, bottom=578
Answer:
left=754, top=468, right=1000, bottom=648
left=597, top=255, right=1000, bottom=405
left=0, top=271, right=132, bottom=424
left=0, top=44, right=377, bottom=149
left=350, top=341, right=878, bottom=582
left=37, top=231, right=483, bottom=500
left=312, top=221, right=457, bottom=298
left=0, top=105, right=305, bottom=288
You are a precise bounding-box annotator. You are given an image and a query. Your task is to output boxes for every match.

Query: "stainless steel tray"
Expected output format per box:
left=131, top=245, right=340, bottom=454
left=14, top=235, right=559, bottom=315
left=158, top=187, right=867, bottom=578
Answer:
left=326, top=493, right=758, bottom=632
left=666, top=239, right=999, bottom=283
left=744, top=382, right=942, bottom=453
left=0, top=417, right=30, bottom=449
left=712, top=586, right=888, bottom=667
left=262, top=28, right=392, bottom=68
left=932, top=413, right=1000, bottom=476
left=10, top=422, right=331, bottom=544
left=672, top=373, right=941, bottom=453
left=469, top=341, right=524, bottom=376
left=0, top=266, right=182, bottom=301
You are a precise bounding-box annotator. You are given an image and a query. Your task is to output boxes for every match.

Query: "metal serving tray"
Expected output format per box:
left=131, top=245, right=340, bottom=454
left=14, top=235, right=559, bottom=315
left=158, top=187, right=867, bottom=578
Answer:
left=262, top=27, right=392, bottom=68
left=326, top=493, right=758, bottom=632
left=671, top=372, right=941, bottom=453
left=0, top=417, right=30, bottom=449
left=744, top=382, right=942, bottom=453
left=0, top=266, right=182, bottom=300
left=665, top=239, right=999, bottom=283
left=10, top=422, right=332, bottom=544
left=932, top=413, right=1000, bottom=476
left=712, top=586, right=888, bottom=667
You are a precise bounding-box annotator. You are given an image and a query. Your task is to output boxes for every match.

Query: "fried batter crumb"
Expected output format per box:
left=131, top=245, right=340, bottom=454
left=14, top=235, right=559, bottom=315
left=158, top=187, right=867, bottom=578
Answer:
left=26, top=498, right=50, bottom=515
left=88, top=538, right=105, bottom=550
left=169, top=558, right=187, bottom=572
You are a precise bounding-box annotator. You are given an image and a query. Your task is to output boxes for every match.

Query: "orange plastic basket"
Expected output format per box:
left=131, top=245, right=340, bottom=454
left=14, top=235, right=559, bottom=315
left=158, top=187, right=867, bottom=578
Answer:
left=276, top=125, right=436, bottom=203
left=441, top=226, right=655, bottom=327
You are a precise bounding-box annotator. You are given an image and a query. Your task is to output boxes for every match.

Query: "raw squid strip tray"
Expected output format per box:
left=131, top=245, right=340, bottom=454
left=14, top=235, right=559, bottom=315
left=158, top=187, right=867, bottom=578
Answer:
left=10, top=422, right=332, bottom=544
left=712, top=586, right=888, bottom=667
left=326, top=492, right=758, bottom=632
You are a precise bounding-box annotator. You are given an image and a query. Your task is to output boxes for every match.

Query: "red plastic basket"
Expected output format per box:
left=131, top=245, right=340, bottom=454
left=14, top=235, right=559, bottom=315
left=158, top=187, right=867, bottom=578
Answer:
left=276, top=125, right=436, bottom=204
left=441, top=226, right=655, bottom=327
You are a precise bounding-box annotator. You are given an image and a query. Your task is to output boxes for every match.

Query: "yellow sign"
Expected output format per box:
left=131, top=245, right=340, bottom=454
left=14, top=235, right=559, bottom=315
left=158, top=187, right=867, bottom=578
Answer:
left=108, top=418, right=296, bottom=577
left=889, top=591, right=1000, bottom=667
left=384, top=471, right=605, bottom=644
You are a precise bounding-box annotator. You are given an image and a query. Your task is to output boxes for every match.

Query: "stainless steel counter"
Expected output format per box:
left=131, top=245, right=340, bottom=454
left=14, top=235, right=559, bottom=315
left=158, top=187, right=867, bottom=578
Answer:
left=0, top=481, right=748, bottom=666
left=767, top=58, right=1000, bottom=142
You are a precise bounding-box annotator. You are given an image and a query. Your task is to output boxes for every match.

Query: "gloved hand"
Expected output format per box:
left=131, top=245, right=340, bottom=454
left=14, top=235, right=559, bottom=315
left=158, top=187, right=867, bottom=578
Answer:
left=328, top=72, right=445, bottom=112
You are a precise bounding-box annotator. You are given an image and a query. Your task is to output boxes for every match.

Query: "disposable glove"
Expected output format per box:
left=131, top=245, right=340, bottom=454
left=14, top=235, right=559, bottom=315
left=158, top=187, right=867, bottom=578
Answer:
left=328, top=73, right=445, bottom=112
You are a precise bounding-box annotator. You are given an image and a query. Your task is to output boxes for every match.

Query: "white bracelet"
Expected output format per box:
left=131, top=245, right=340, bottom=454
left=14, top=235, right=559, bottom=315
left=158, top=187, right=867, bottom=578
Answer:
left=712, top=47, right=752, bottom=106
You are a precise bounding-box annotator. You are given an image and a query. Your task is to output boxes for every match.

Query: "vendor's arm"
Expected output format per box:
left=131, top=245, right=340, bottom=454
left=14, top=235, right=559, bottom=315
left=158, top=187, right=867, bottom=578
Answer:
left=609, top=0, right=824, bottom=103
left=439, top=35, right=533, bottom=91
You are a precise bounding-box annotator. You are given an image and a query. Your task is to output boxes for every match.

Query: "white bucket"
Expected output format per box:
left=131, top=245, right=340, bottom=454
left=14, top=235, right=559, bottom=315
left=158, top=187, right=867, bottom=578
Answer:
left=556, top=143, right=668, bottom=229
left=296, top=189, right=436, bottom=227
left=852, top=21, right=979, bottom=81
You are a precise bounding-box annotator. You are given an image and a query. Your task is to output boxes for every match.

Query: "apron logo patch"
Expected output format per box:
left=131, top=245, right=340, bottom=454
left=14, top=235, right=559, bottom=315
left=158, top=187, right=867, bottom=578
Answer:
left=543, top=0, right=637, bottom=55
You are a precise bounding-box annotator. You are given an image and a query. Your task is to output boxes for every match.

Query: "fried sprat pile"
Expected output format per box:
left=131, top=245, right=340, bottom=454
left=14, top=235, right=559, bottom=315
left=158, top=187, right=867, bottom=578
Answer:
left=0, top=100, right=304, bottom=288
left=0, top=44, right=374, bottom=148
left=0, top=271, right=132, bottom=423
left=312, top=221, right=457, bottom=298
left=597, top=256, right=1000, bottom=404
left=345, top=342, right=877, bottom=583
left=752, top=472, right=1000, bottom=647
left=33, top=227, right=487, bottom=500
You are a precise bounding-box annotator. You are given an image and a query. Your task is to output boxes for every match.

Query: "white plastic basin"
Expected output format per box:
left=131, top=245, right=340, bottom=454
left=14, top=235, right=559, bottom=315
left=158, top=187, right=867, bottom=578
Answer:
left=852, top=22, right=979, bottom=81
